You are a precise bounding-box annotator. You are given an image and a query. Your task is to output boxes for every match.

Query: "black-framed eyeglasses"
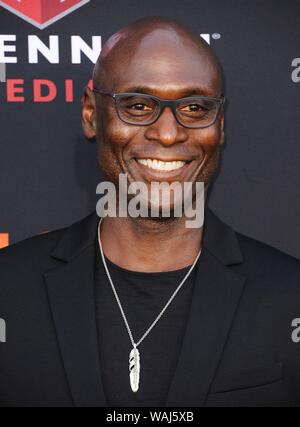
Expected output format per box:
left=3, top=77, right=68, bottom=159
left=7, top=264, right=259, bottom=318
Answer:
left=93, top=88, right=225, bottom=129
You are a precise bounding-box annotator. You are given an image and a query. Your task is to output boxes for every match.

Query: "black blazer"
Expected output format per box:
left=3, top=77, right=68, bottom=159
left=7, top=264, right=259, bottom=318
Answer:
left=1, top=208, right=300, bottom=407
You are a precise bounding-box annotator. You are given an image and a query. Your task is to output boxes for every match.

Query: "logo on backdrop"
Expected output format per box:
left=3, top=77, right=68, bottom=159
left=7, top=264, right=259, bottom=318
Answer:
left=0, top=0, right=91, bottom=29
left=0, top=2, right=221, bottom=104
left=0, top=32, right=220, bottom=104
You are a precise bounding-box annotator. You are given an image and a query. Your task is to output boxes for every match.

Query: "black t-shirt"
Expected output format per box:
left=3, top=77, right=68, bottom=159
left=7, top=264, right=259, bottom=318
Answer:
left=94, top=242, right=199, bottom=407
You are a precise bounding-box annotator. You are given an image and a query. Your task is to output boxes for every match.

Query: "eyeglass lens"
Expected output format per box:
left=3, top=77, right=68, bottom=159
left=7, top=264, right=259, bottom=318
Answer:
left=116, top=94, right=220, bottom=127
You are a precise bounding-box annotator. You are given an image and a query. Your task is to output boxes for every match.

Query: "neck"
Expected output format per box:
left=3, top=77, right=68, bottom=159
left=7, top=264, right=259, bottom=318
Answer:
left=99, top=214, right=203, bottom=273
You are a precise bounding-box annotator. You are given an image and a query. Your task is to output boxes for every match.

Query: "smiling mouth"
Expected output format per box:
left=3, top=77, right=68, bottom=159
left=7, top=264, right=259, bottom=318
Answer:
left=135, top=158, right=191, bottom=172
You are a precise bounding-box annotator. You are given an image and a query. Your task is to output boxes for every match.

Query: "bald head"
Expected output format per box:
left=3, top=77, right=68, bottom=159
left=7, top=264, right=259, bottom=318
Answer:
left=93, top=16, right=224, bottom=95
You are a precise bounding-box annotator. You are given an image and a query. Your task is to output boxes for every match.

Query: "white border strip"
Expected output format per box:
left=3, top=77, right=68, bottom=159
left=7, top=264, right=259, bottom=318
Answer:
left=0, top=0, right=90, bottom=30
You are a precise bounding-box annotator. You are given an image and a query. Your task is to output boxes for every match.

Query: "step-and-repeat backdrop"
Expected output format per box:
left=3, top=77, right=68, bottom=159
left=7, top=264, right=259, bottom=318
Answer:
left=0, top=0, right=299, bottom=258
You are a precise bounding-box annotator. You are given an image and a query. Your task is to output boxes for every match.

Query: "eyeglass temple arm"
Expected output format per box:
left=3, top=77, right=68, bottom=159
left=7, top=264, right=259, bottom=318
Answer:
left=92, top=88, right=114, bottom=97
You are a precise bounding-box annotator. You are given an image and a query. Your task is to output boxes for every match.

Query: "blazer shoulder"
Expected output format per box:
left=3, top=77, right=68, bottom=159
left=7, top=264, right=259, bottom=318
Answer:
left=236, top=231, right=300, bottom=264
left=0, top=212, right=97, bottom=300
left=235, top=230, right=300, bottom=283
left=0, top=213, right=95, bottom=268
left=0, top=225, right=64, bottom=261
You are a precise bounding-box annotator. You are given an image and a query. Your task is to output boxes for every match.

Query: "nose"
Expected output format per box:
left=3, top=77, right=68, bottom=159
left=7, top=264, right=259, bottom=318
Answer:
left=144, top=106, right=188, bottom=146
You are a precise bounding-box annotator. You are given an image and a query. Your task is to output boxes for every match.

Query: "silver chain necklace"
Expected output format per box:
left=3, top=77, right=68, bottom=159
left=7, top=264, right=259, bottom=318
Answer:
left=97, top=217, right=201, bottom=393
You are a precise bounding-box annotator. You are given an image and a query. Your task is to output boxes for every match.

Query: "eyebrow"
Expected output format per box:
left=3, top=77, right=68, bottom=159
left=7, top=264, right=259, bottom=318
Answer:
left=117, top=85, right=216, bottom=98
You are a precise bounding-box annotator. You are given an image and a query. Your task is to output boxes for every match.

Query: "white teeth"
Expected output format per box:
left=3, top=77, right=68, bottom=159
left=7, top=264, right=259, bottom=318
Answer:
left=136, top=158, right=187, bottom=171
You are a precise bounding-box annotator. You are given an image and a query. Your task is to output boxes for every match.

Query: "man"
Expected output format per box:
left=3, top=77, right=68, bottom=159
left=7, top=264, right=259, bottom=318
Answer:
left=1, top=16, right=300, bottom=407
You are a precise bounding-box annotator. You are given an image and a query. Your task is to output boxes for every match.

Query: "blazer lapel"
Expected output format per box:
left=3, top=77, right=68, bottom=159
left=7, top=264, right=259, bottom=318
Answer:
left=165, top=208, right=246, bottom=407
left=44, top=213, right=107, bottom=407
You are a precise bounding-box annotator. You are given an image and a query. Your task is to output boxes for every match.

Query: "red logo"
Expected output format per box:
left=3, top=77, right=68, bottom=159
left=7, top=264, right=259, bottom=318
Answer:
left=0, top=0, right=91, bottom=29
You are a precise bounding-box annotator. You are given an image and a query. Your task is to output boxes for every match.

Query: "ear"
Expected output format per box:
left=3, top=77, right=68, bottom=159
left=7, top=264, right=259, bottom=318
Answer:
left=219, top=113, right=225, bottom=146
left=81, top=86, right=96, bottom=140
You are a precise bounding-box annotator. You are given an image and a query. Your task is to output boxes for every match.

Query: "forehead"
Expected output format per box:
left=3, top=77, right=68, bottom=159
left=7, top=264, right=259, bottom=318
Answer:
left=109, top=29, right=221, bottom=97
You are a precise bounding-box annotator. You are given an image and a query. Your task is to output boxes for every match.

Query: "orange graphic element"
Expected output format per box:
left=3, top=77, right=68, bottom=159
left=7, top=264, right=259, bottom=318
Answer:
left=0, top=233, right=9, bottom=249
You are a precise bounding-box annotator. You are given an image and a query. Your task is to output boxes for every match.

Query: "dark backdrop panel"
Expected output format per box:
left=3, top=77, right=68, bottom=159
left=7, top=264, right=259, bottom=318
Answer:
left=0, top=0, right=299, bottom=259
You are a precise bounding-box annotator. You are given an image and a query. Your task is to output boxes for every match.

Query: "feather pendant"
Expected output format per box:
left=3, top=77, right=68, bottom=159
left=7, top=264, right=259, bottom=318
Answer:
left=129, top=346, right=140, bottom=392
